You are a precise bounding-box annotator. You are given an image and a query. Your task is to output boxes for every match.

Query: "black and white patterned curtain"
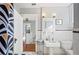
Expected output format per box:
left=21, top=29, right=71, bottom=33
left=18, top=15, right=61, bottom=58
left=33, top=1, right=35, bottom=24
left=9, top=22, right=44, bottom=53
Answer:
left=0, top=3, right=14, bottom=55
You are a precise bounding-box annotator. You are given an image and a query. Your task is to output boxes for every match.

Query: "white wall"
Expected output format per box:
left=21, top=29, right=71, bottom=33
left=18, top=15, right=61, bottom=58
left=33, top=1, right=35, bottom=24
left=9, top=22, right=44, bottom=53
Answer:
left=14, top=10, right=23, bottom=53
left=55, top=4, right=73, bottom=41
left=42, top=6, right=73, bottom=39
left=55, top=5, right=73, bottom=50
left=42, top=6, right=73, bottom=30
left=54, top=31, right=73, bottom=41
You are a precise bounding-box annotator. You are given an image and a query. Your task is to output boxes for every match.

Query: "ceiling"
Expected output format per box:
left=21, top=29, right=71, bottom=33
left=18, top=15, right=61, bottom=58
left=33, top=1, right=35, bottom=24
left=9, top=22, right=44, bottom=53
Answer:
left=14, top=3, right=72, bottom=11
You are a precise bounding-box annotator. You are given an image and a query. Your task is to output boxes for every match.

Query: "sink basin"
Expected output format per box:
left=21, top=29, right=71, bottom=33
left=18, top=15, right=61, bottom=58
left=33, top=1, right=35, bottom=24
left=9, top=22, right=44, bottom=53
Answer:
left=44, top=41, right=60, bottom=48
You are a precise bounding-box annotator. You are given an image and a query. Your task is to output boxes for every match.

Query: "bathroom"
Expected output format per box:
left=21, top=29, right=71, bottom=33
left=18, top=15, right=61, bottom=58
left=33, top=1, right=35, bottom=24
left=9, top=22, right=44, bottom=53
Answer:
left=13, top=3, right=77, bottom=55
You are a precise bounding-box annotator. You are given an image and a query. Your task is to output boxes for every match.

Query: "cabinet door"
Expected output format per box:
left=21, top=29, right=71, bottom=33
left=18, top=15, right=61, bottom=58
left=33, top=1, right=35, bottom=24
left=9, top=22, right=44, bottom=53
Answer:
left=23, top=42, right=36, bottom=52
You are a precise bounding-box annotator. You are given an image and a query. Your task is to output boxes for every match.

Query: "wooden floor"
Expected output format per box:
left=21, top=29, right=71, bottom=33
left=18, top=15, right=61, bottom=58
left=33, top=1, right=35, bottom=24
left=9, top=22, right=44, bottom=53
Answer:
left=23, top=42, right=36, bottom=52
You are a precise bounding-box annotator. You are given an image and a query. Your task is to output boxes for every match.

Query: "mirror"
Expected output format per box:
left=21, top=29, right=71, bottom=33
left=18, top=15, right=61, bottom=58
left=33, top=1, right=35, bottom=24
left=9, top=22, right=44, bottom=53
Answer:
left=42, top=18, right=55, bottom=42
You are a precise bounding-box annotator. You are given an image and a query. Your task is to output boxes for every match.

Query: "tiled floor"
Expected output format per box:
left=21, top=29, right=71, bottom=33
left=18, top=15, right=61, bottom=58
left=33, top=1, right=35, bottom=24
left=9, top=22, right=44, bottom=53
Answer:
left=14, top=48, right=73, bottom=55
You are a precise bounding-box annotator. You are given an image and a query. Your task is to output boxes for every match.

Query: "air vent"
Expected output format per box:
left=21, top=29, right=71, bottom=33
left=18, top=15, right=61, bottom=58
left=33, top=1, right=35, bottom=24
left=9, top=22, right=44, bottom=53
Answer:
left=32, top=3, right=36, bottom=6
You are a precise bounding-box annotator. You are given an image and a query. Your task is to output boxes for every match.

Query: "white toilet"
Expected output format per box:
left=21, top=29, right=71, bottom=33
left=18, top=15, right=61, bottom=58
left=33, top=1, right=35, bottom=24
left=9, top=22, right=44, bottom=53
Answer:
left=61, top=40, right=73, bottom=55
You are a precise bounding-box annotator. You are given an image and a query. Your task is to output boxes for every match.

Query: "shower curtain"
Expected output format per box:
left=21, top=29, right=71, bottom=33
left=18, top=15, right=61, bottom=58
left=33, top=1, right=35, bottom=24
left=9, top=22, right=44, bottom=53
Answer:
left=0, top=3, right=14, bottom=55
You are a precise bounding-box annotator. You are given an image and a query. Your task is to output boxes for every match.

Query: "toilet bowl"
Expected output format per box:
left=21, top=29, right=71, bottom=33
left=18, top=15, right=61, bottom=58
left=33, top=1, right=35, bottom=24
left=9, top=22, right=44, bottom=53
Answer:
left=61, top=41, right=72, bottom=50
left=61, top=41, right=73, bottom=55
left=66, top=50, right=73, bottom=55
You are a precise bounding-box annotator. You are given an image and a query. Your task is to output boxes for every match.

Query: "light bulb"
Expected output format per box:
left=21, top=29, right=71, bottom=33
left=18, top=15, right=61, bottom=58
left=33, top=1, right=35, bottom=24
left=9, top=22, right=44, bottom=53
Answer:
left=52, top=13, right=56, bottom=18
left=42, top=12, right=46, bottom=18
